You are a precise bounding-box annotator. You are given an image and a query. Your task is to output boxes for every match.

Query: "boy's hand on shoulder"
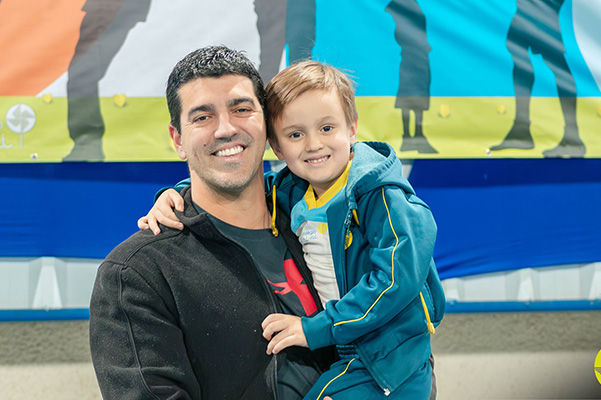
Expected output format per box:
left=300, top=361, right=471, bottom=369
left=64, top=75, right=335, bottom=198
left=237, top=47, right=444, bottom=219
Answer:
left=261, top=314, right=308, bottom=355
left=137, top=188, right=184, bottom=234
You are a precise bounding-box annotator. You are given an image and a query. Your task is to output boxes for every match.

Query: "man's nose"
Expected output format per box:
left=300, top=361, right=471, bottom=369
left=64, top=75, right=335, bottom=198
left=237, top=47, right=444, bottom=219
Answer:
left=214, top=112, right=237, bottom=138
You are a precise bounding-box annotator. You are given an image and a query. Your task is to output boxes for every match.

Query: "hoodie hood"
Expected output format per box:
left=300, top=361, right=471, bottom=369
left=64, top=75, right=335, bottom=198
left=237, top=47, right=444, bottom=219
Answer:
left=346, top=141, right=415, bottom=208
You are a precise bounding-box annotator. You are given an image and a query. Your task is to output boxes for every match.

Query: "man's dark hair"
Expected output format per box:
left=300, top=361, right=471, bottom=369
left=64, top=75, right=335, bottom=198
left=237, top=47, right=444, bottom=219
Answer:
left=166, top=45, right=266, bottom=133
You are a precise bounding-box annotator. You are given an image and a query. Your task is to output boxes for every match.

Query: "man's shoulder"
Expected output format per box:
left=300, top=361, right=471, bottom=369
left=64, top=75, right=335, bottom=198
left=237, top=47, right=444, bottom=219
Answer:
left=103, top=227, right=188, bottom=268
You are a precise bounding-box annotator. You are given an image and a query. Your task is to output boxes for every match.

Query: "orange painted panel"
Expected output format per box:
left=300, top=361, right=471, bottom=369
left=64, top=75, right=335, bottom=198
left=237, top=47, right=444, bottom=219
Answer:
left=0, top=0, right=86, bottom=95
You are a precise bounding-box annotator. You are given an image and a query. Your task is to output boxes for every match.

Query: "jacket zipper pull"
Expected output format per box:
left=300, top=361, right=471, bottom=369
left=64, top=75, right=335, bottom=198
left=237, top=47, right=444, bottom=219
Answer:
left=271, top=185, right=278, bottom=237
left=419, top=292, right=436, bottom=334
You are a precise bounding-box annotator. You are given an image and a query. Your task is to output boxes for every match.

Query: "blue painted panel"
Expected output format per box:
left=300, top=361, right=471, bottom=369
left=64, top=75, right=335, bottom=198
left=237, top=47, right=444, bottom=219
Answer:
left=409, top=158, right=601, bottom=279
left=1, top=159, right=599, bottom=281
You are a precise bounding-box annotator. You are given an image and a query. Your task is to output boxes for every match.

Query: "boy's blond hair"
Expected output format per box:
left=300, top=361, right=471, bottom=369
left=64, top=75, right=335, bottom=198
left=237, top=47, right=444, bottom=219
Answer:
left=265, top=60, right=358, bottom=142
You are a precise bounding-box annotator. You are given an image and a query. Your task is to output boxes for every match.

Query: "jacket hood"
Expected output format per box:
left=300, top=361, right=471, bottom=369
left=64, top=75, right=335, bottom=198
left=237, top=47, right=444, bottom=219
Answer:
left=346, top=141, right=415, bottom=207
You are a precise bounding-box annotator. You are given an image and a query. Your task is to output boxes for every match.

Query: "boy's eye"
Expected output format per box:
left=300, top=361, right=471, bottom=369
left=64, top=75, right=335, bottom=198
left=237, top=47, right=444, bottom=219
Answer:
left=321, top=125, right=334, bottom=133
left=290, top=132, right=302, bottom=139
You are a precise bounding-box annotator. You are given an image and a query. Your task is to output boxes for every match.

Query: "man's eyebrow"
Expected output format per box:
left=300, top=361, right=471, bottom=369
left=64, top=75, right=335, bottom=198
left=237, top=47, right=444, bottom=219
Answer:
left=187, top=104, right=214, bottom=121
left=228, top=97, right=256, bottom=108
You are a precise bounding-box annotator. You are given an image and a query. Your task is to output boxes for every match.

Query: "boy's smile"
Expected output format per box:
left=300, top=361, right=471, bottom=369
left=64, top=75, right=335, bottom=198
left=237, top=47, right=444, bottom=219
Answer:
left=271, top=89, right=357, bottom=198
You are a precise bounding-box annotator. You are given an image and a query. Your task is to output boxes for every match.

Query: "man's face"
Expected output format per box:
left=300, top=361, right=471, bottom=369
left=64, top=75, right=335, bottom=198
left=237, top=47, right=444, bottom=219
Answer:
left=170, top=75, right=266, bottom=197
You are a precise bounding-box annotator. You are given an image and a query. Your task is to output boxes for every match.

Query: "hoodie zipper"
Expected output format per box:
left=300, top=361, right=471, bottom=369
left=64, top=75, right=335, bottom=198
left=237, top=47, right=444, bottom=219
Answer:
left=338, top=210, right=355, bottom=294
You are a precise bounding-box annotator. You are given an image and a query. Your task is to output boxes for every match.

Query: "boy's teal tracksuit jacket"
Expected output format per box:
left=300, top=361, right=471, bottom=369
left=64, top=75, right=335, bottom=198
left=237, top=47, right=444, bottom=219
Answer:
left=265, top=141, right=445, bottom=396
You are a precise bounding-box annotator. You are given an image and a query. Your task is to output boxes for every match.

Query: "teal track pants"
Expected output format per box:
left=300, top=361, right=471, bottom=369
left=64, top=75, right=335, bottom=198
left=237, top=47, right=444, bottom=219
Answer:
left=302, top=356, right=432, bottom=400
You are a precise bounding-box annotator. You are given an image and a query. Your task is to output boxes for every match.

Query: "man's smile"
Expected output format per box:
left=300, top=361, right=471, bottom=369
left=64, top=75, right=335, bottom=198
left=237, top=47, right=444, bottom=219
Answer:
left=214, top=144, right=245, bottom=157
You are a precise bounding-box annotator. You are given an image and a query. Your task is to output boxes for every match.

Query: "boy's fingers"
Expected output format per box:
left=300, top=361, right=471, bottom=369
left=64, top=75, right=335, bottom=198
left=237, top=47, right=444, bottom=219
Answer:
left=137, top=216, right=149, bottom=230
left=167, top=190, right=185, bottom=212
left=160, top=188, right=184, bottom=212
left=261, top=314, right=275, bottom=329
left=261, top=313, right=285, bottom=329
left=262, top=325, right=273, bottom=340
left=266, top=331, right=287, bottom=355
left=155, top=203, right=184, bottom=230
left=266, top=337, right=276, bottom=354
left=262, top=319, right=286, bottom=340
left=157, top=209, right=184, bottom=230
left=271, top=335, right=295, bottom=355
left=147, top=214, right=161, bottom=235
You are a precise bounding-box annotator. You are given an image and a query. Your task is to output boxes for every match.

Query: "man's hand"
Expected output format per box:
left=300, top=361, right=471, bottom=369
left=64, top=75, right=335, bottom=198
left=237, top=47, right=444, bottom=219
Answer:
left=137, top=189, right=184, bottom=235
left=261, top=314, right=308, bottom=355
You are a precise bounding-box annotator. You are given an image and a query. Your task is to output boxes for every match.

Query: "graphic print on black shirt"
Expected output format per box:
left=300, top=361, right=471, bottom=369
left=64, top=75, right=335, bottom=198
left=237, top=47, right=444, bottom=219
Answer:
left=267, top=258, right=317, bottom=316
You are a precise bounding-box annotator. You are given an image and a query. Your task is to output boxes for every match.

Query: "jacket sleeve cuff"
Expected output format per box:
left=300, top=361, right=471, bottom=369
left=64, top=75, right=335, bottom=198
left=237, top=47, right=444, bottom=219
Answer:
left=174, top=178, right=191, bottom=193
left=153, top=179, right=191, bottom=203
left=301, top=311, right=335, bottom=350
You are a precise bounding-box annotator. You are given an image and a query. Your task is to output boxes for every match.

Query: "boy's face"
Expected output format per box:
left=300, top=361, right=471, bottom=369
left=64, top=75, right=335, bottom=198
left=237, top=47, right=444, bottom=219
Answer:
left=270, top=89, right=357, bottom=198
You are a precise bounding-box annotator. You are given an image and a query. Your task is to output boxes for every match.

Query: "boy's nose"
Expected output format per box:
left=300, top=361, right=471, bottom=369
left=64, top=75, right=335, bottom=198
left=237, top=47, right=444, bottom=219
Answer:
left=305, top=133, right=323, bottom=151
left=214, top=113, right=237, bottom=138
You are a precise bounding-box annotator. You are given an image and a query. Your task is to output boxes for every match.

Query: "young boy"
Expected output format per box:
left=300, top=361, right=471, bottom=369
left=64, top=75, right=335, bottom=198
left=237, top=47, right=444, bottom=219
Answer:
left=141, top=61, right=445, bottom=399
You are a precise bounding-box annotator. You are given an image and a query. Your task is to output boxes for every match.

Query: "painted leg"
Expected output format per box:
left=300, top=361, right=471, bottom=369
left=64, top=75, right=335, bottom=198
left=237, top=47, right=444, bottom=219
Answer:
left=490, top=51, right=535, bottom=151
left=255, top=0, right=287, bottom=83
left=400, top=109, right=415, bottom=152
left=413, top=109, right=437, bottom=154
left=542, top=55, right=585, bottom=157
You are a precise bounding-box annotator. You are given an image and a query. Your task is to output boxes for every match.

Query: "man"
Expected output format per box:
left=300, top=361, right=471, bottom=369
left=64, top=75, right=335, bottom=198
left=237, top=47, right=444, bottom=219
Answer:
left=89, top=45, right=332, bottom=399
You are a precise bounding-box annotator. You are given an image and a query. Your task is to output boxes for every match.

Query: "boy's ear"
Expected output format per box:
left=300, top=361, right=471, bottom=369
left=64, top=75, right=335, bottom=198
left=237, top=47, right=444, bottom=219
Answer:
left=268, top=138, right=285, bottom=161
left=349, top=119, right=358, bottom=145
left=169, top=123, right=188, bottom=161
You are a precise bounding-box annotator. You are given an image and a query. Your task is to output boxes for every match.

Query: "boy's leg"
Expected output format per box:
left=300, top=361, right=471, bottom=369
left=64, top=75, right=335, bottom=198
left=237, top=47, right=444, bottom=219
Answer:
left=303, top=357, right=432, bottom=400
left=302, top=358, right=383, bottom=400
left=388, top=358, right=432, bottom=400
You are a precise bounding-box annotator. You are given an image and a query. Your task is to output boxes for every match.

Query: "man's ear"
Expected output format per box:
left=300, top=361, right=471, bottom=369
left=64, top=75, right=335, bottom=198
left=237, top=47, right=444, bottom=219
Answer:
left=268, top=138, right=285, bottom=161
left=169, top=123, right=187, bottom=161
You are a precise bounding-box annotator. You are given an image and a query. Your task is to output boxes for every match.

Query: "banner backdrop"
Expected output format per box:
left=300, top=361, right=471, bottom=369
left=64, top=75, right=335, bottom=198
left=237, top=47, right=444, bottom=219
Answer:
left=0, top=0, right=600, bottom=162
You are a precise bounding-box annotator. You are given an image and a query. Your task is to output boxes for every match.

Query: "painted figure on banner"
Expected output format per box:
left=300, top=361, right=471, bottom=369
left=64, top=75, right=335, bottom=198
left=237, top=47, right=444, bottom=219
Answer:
left=63, top=0, right=151, bottom=161
left=286, top=0, right=316, bottom=64
left=490, top=0, right=585, bottom=158
left=257, top=0, right=317, bottom=156
left=63, top=0, right=315, bottom=161
left=386, top=0, right=437, bottom=154
left=259, top=0, right=316, bottom=82
left=255, top=0, right=287, bottom=83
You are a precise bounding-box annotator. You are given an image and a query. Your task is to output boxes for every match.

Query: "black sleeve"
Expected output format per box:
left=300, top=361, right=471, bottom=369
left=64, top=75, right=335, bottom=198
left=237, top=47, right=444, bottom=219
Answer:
left=89, top=261, right=200, bottom=400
